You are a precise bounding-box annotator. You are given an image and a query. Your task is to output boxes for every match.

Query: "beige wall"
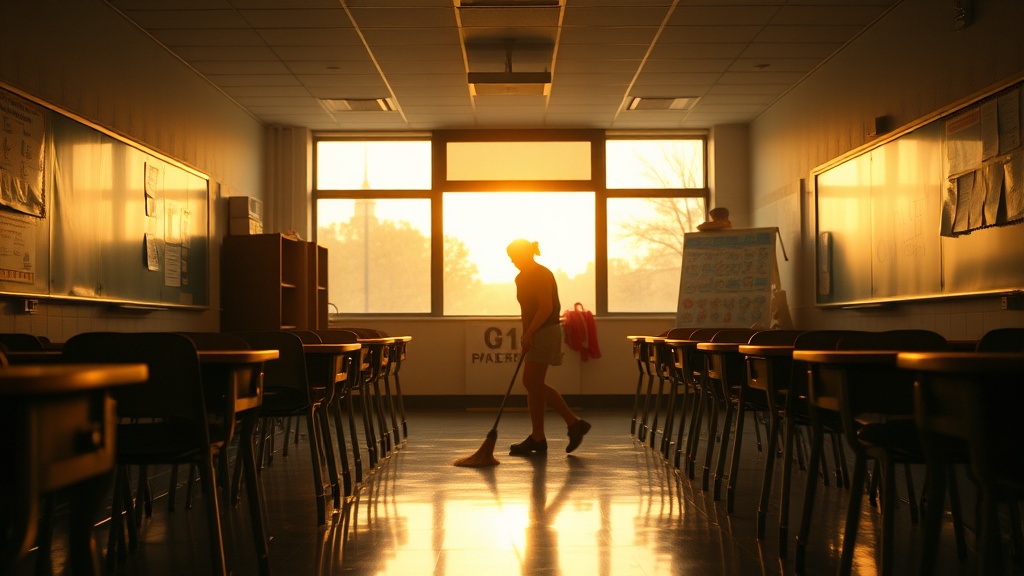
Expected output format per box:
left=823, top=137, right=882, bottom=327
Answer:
left=4, top=0, right=1023, bottom=394
left=750, top=0, right=1024, bottom=338
left=0, top=1, right=265, bottom=335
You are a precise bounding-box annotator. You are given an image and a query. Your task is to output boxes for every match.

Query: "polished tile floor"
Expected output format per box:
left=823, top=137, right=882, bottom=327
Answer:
left=28, top=407, right=981, bottom=575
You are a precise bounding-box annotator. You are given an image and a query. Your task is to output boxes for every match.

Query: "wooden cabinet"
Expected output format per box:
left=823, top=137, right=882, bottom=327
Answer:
left=308, top=243, right=329, bottom=330
left=221, top=234, right=328, bottom=331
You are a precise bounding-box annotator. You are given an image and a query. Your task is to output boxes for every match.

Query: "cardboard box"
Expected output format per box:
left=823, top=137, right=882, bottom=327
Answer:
left=228, top=196, right=263, bottom=222
left=229, top=217, right=263, bottom=235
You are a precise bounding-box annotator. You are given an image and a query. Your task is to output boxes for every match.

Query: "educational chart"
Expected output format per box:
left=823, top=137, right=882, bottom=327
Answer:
left=676, top=228, right=777, bottom=328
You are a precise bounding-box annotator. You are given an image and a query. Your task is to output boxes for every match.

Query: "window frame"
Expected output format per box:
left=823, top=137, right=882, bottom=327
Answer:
left=313, top=129, right=708, bottom=317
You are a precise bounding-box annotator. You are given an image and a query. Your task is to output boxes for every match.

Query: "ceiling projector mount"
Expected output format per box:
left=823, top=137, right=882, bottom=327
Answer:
left=468, top=41, right=551, bottom=96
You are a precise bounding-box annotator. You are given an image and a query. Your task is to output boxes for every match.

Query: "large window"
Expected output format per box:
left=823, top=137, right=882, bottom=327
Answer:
left=315, top=132, right=706, bottom=316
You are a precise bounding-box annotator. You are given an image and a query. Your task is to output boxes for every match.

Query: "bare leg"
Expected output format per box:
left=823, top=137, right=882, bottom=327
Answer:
left=523, top=360, right=578, bottom=439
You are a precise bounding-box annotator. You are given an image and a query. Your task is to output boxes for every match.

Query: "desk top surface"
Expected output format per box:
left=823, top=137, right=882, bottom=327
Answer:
left=0, top=363, right=148, bottom=396
left=197, top=349, right=279, bottom=363
left=792, top=350, right=898, bottom=364
left=303, top=343, right=361, bottom=354
left=897, top=351, right=1024, bottom=373
left=696, top=342, right=742, bottom=353
left=738, top=344, right=795, bottom=356
left=626, top=335, right=666, bottom=342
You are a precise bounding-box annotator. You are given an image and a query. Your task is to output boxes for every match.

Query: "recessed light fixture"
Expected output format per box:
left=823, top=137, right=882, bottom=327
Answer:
left=320, top=98, right=396, bottom=112
left=626, top=97, right=698, bottom=111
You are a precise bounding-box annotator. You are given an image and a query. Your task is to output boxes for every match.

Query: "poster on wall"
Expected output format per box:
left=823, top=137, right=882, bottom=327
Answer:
left=0, top=88, right=46, bottom=217
left=676, top=228, right=778, bottom=328
left=0, top=210, right=37, bottom=284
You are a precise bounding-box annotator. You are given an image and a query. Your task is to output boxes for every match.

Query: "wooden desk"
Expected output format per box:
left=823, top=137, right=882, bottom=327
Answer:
left=1, top=363, right=148, bottom=576
left=897, top=351, right=1024, bottom=372
left=355, top=337, right=400, bottom=462
left=897, top=351, right=1024, bottom=575
left=2, top=350, right=63, bottom=365
left=302, top=342, right=361, bottom=501
left=197, top=349, right=277, bottom=576
left=791, top=348, right=913, bottom=576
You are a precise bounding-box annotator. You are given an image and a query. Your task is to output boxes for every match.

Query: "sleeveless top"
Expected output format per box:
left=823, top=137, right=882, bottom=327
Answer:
left=515, top=264, right=561, bottom=328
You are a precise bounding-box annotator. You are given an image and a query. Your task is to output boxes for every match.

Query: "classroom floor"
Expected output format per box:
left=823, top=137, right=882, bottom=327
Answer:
left=26, top=406, right=979, bottom=576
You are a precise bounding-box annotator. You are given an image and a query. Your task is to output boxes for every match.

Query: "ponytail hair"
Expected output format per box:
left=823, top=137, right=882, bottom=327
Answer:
left=507, top=238, right=540, bottom=258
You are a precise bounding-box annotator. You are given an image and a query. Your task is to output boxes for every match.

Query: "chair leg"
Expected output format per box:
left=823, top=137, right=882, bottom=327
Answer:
left=947, top=464, right=968, bottom=565
left=879, top=457, right=897, bottom=576
left=713, top=396, right=735, bottom=501
left=239, top=416, right=271, bottom=576
left=904, top=463, right=920, bottom=524
left=919, top=455, right=947, bottom=576
left=316, top=402, right=342, bottom=510
left=630, top=359, right=644, bottom=437
left=347, top=392, right=364, bottom=483
left=304, top=410, right=329, bottom=525
left=702, top=389, right=720, bottom=492
left=778, top=416, right=798, bottom=558
left=757, top=411, right=782, bottom=539
left=648, top=372, right=665, bottom=450
left=726, top=400, right=747, bottom=513
left=167, top=464, right=179, bottom=511
left=34, top=496, right=55, bottom=576
left=331, top=396, right=353, bottom=497
left=839, top=453, right=869, bottom=576
left=795, top=417, right=826, bottom=575
left=199, top=453, right=228, bottom=576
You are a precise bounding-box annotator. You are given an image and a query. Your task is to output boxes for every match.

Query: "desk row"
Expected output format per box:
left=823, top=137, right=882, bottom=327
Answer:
left=0, top=328, right=412, bottom=576
left=627, top=327, right=1024, bottom=576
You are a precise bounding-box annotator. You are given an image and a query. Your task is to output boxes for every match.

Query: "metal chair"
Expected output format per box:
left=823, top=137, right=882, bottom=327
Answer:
left=61, top=332, right=229, bottom=576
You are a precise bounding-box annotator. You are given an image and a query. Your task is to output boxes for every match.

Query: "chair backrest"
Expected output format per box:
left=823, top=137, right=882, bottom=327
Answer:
left=289, top=330, right=323, bottom=344
left=976, top=328, right=1024, bottom=352
left=665, top=327, right=697, bottom=340
left=235, top=330, right=311, bottom=407
left=315, top=329, right=360, bottom=344
left=334, top=326, right=385, bottom=339
left=61, top=332, right=208, bottom=427
left=747, top=329, right=805, bottom=346
left=0, top=333, right=45, bottom=351
left=828, top=330, right=947, bottom=423
left=179, top=331, right=250, bottom=350
left=836, top=329, right=948, bottom=352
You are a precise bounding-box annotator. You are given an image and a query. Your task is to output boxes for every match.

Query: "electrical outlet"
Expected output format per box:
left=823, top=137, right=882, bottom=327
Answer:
left=24, top=299, right=39, bottom=314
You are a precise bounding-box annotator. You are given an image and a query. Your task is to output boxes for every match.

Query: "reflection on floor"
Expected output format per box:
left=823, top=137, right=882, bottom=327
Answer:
left=24, top=407, right=977, bottom=575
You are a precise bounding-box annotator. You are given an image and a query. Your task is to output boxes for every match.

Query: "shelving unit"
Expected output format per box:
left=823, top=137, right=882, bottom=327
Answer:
left=221, top=233, right=327, bottom=331
left=308, top=243, right=329, bottom=330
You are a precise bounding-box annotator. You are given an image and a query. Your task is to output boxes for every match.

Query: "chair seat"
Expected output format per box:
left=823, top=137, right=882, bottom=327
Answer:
left=856, top=419, right=922, bottom=454
left=116, top=421, right=212, bottom=462
left=261, top=387, right=312, bottom=412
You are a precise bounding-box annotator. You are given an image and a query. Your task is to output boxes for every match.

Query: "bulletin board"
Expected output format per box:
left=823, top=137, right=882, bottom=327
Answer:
left=675, top=227, right=778, bottom=328
left=814, top=77, right=1024, bottom=306
left=0, top=84, right=209, bottom=308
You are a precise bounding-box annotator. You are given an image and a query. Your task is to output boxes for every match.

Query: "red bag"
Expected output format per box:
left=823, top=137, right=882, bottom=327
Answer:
left=562, top=302, right=601, bottom=361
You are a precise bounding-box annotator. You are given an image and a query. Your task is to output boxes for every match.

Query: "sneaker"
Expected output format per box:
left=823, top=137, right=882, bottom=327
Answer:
left=566, top=419, right=591, bottom=453
left=509, top=436, right=548, bottom=455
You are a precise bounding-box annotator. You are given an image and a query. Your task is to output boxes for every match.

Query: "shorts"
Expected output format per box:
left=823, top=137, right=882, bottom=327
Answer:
left=526, top=323, right=564, bottom=366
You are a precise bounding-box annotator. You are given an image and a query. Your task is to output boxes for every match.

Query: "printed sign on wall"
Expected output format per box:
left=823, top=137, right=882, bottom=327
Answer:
left=464, top=322, right=579, bottom=396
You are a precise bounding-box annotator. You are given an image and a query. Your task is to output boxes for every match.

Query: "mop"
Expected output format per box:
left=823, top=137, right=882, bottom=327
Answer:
left=453, top=354, right=526, bottom=467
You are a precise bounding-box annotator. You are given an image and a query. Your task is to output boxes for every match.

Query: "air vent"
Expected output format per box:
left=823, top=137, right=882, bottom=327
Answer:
left=320, top=98, right=395, bottom=112
left=626, top=97, right=698, bottom=111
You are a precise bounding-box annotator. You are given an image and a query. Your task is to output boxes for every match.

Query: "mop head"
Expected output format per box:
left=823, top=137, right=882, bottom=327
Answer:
left=453, top=429, right=500, bottom=467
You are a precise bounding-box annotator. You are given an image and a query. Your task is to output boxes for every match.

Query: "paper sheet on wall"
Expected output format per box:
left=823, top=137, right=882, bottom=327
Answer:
left=0, top=211, right=36, bottom=283
left=145, top=233, right=159, bottom=271
left=0, top=90, right=46, bottom=217
left=947, top=108, right=984, bottom=177
left=164, top=243, right=181, bottom=287
left=998, top=88, right=1021, bottom=154
left=1005, top=152, right=1024, bottom=221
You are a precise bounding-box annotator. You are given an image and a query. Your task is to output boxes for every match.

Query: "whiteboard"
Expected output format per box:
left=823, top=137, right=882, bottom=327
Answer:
left=814, top=80, right=1024, bottom=306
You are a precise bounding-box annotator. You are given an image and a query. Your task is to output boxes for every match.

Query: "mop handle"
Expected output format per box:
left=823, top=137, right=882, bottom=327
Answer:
left=490, top=353, right=526, bottom=430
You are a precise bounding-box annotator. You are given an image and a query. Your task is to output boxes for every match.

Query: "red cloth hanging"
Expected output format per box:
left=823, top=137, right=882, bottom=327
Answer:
left=562, top=302, right=601, bottom=361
